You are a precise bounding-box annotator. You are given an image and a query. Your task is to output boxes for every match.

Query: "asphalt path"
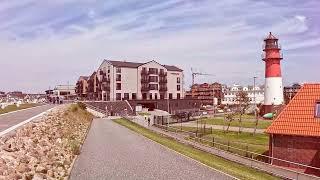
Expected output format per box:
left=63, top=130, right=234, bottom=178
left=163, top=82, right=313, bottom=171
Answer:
left=0, top=104, right=55, bottom=132
left=70, top=119, right=234, bottom=180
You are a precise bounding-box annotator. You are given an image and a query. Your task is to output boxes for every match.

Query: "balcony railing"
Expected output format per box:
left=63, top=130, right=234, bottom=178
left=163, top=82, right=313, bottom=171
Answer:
left=148, top=70, right=158, bottom=75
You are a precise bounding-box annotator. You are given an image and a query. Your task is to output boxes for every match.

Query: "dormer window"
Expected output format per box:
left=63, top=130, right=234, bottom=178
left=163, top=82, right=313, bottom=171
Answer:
left=315, top=101, right=320, bottom=117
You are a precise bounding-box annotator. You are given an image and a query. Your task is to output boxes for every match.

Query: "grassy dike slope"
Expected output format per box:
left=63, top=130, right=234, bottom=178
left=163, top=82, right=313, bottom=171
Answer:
left=114, top=118, right=279, bottom=180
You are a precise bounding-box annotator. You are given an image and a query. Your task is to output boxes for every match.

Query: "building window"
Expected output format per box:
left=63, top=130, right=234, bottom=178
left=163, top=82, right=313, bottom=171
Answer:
left=116, top=83, right=121, bottom=90
left=116, top=74, right=121, bottom=81
left=177, top=77, right=180, bottom=83
left=177, top=93, right=181, bottom=99
left=169, top=93, right=173, bottom=99
left=116, top=93, right=121, bottom=100
left=315, top=102, right=320, bottom=117
left=124, top=93, right=129, bottom=100
left=155, top=94, right=158, bottom=99
left=160, top=94, right=164, bottom=99
left=177, top=85, right=181, bottom=91
left=116, top=67, right=121, bottom=73
left=149, top=93, right=153, bottom=100
left=132, top=93, right=136, bottom=100
left=142, top=93, right=147, bottom=100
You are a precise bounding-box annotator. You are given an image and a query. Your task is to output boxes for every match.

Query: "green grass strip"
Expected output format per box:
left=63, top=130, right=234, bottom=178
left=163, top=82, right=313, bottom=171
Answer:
left=0, top=103, right=40, bottom=115
left=114, top=118, right=280, bottom=180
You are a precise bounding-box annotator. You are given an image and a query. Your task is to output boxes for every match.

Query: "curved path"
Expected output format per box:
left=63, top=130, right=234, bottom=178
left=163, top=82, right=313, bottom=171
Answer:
left=0, top=104, right=56, bottom=133
left=70, top=119, right=234, bottom=180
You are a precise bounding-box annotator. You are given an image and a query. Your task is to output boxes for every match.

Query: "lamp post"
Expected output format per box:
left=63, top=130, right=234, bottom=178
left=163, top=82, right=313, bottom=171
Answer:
left=253, top=76, right=257, bottom=116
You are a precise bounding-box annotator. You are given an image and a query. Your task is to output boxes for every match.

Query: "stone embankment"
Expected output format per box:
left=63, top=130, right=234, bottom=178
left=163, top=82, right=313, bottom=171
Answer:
left=0, top=104, right=93, bottom=180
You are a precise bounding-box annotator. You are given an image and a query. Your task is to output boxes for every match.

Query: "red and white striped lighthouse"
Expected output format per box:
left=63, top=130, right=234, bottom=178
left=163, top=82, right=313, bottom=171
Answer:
left=262, top=32, right=284, bottom=107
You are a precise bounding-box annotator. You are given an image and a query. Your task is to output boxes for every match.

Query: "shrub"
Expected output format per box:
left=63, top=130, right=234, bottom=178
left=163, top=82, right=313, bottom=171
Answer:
left=69, top=140, right=81, bottom=155
left=77, top=102, right=87, bottom=110
left=70, top=105, right=79, bottom=112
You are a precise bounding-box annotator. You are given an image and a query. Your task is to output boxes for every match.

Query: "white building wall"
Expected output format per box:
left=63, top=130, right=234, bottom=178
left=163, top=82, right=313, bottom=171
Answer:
left=167, top=71, right=183, bottom=99
left=222, top=85, right=264, bottom=105
left=113, top=67, right=138, bottom=100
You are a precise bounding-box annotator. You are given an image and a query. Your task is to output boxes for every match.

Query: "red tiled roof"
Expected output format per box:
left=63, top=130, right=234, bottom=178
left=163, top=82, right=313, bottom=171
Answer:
left=266, top=84, right=320, bottom=137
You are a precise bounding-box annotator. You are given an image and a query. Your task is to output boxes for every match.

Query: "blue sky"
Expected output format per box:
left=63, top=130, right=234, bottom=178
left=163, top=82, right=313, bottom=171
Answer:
left=0, top=0, right=319, bottom=93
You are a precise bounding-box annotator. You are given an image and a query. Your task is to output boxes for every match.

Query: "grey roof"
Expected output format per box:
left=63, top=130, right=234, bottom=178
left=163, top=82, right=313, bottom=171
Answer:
left=108, top=60, right=143, bottom=68
left=163, top=65, right=183, bottom=72
left=107, top=60, right=183, bottom=72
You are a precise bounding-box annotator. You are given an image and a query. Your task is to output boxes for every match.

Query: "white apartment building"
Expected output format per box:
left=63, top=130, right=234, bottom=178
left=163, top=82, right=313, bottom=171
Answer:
left=96, top=60, right=184, bottom=101
left=222, top=84, right=264, bottom=105
left=53, top=85, right=76, bottom=97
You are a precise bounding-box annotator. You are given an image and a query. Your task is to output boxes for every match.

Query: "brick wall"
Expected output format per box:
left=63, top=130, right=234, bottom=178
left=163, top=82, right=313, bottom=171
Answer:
left=270, top=134, right=320, bottom=176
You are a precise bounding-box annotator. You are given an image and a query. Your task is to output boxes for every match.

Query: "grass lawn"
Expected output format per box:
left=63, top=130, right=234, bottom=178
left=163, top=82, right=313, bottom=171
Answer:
left=199, top=117, right=272, bottom=129
left=169, top=125, right=269, bottom=156
left=138, top=112, right=151, bottom=116
left=0, top=103, right=40, bottom=115
left=114, top=118, right=279, bottom=180
left=202, top=129, right=269, bottom=155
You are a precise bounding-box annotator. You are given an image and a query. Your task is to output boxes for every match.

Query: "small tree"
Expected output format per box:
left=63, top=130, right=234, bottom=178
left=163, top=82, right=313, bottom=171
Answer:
left=253, top=105, right=261, bottom=135
left=224, top=112, right=236, bottom=132
left=235, top=90, right=250, bottom=133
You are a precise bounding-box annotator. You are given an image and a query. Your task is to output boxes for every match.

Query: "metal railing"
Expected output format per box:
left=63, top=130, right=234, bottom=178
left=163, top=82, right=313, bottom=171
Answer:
left=153, top=123, right=320, bottom=179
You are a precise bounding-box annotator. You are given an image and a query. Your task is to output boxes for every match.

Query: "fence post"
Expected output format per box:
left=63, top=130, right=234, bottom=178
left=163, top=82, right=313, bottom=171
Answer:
left=227, top=141, right=230, bottom=152
left=212, top=137, right=215, bottom=147
left=246, top=144, right=248, bottom=157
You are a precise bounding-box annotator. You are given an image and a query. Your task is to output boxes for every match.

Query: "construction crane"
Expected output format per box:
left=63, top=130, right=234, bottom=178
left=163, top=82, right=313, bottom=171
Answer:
left=191, top=68, right=214, bottom=85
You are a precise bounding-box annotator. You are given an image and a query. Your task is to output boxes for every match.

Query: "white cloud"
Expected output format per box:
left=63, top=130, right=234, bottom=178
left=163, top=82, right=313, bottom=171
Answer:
left=0, top=0, right=319, bottom=92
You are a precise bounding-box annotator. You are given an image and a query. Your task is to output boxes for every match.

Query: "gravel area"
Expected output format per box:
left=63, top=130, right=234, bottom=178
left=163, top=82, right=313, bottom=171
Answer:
left=0, top=104, right=92, bottom=179
left=70, top=119, right=234, bottom=180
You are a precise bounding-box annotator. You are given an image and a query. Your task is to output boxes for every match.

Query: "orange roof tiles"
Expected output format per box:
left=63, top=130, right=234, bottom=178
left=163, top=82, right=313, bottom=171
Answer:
left=266, top=84, right=320, bottom=137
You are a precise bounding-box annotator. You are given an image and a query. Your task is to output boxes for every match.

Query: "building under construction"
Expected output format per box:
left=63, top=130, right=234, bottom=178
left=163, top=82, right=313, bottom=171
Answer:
left=185, top=82, right=223, bottom=105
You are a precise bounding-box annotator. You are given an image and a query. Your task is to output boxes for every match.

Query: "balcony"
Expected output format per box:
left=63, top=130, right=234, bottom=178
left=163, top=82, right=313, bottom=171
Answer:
left=141, top=79, right=149, bottom=83
left=159, top=72, right=167, bottom=77
left=102, top=85, right=110, bottom=91
left=148, top=70, right=158, bottom=75
left=159, top=79, right=167, bottom=83
left=159, top=87, right=168, bottom=91
left=141, top=86, right=149, bottom=91
left=141, top=70, right=148, bottom=75
left=102, top=77, right=110, bottom=83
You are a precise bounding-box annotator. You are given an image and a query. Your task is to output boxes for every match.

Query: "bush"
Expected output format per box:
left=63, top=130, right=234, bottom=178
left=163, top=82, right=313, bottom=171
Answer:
left=77, top=102, right=87, bottom=110
left=69, top=140, right=81, bottom=155
left=70, top=105, right=79, bottom=112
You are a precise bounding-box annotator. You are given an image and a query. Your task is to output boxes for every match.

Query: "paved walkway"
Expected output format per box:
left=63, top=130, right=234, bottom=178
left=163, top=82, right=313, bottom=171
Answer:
left=70, top=119, right=233, bottom=180
left=174, top=121, right=265, bottom=134
left=0, top=104, right=55, bottom=132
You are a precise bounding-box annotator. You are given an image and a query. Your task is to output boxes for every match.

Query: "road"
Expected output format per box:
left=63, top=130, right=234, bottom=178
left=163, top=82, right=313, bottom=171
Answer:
left=0, top=104, right=55, bottom=132
left=70, top=119, right=234, bottom=180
